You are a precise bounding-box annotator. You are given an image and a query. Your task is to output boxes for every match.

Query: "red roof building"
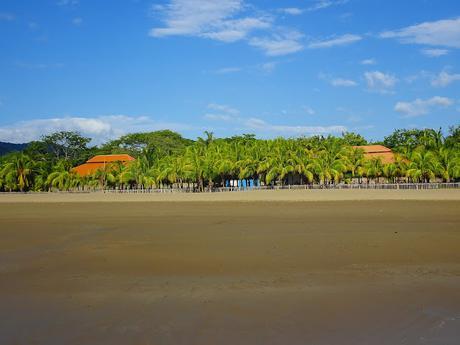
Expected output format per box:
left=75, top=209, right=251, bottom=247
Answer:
left=353, top=145, right=395, bottom=164
left=73, top=154, right=135, bottom=177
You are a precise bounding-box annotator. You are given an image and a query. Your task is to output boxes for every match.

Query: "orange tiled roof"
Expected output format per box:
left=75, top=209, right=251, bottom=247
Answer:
left=87, top=154, right=135, bottom=163
left=73, top=154, right=135, bottom=177
left=73, top=163, right=106, bottom=177
left=353, top=145, right=395, bottom=164
left=352, top=145, right=392, bottom=154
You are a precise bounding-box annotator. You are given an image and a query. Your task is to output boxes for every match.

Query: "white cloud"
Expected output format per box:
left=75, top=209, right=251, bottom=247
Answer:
left=203, top=114, right=234, bottom=121
left=207, top=103, right=239, bottom=115
left=204, top=103, right=240, bottom=122
left=213, top=67, right=241, bottom=74
left=203, top=17, right=271, bottom=42
left=306, top=0, right=349, bottom=12
left=308, top=34, right=362, bottom=49
left=364, top=71, right=397, bottom=93
left=0, top=116, right=195, bottom=144
left=150, top=0, right=271, bottom=43
left=381, top=17, right=460, bottom=48
left=72, top=17, right=83, bottom=26
left=331, top=78, right=357, bottom=87
left=279, top=8, right=304, bottom=16
left=202, top=104, right=343, bottom=136
left=260, top=61, right=277, bottom=73
left=149, top=0, right=309, bottom=56
left=404, top=70, right=431, bottom=84
left=303, top=106, right=315, bottom=115
left=395, top=96, right=453, bottom=117
left=57, top=0, right=79, bottom=6
left=245, top=118, right=346, bottom=135
left=0, top=12, right=15, bottom=21
left=421, top=48, right=449, bottom=57
left=431, top=71, right=460, bottom=87
left=361, top=58, right=376, bottom=65
left=249, top=31, right=304, bottom=56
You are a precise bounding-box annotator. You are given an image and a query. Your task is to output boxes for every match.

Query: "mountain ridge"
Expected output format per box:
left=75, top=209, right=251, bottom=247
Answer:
left=0, top=142, right=28, bottom=156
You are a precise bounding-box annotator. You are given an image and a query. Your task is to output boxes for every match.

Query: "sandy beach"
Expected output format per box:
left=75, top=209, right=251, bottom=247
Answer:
left=1, top=188, right=460, bottom=203
left=1, top=191, right=460, bottom=344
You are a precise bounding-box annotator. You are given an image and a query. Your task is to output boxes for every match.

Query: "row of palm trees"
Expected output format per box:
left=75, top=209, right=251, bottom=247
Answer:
left=1, top=136, right=458, bottom=192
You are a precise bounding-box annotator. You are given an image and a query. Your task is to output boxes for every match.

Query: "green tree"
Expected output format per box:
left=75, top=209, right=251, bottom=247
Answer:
left=0, top=154, right=35, bottom=191
left=46, top=161, right=80, bottom=191
left=42, top=131, right=91, bottom=163
left=406, top=150, right=438, bottom=183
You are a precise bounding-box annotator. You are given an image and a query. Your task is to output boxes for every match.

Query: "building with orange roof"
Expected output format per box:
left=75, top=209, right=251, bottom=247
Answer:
left=73, top=154, right=135, bottom=177
left=353, top=145, right=395, bottom=164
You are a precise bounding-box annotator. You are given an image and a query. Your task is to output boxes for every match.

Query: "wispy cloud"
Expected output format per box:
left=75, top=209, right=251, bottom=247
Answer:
left=72, top=17, right=83, bottom=26
left=203, top=104, right=344, bottom=136
left=203, top=17, right=271, bottom=42
left=57, top=0, right=79, bottom=6
left=0, top=116, right=195, bottom=144
left=364, top=71, right=397, bottom=93
left=361, top=58, right=376, bottom=65
left=308, top=34, right=362, bottom=49
left=319, top=73, right=357, bottom=87
left=381, top=17, right=460, bottom=48
left=249, top=31, right=304, bottom=56
left=303, top=106, right=316, bottom=115
left=421, top=48, right=449, bottom=57
left=245, top=118, right=346, bottom=135
left=207, top=103, right=240, bottom=115
left=212, top=67, right=242, bottom=74
left=279, top=8, right=304, bottom=16
left=306, top=0, right=349, bottom=12
left=431, top=71, right=460, bottom=87
left=404, top=70, right=431, bottom=84
left=259, top=61, right=277, bottom=73
left=331, top=78, right=358, bottom=87
left=150, top=1, right=307, bottom=56
left=150, top=0, right=271, bottom=43
left=395, top=96, right=453, bottom=117
left=204, top=103, right=240, bottom=122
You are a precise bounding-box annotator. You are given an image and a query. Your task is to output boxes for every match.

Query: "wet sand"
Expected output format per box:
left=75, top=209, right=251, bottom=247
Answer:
left=1, top=199, right=460, bottom=344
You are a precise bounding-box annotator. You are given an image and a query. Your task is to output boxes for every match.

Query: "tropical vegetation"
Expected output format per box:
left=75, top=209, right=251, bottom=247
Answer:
left=0, top=126, right=459, bottom=192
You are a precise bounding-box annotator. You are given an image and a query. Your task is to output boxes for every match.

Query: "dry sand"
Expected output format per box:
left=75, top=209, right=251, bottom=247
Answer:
left=1, top=192, right=460, bottom=344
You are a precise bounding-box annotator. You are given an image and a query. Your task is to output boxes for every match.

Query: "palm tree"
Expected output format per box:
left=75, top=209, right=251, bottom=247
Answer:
left=434, top=147, right=459, bottom=182
left=364, top=158, right=384, bottom=183
left=93, top=164, right=117, bottom=189
left=291, top=148, right=314, bottom=185
left=312, top=141, right=348, bottom=185
left=383, top=155, right=407, bottom=183
left=126, top=155, right=152, bottom=189
left=46, top=161, right=80, bottom=191
left=406, top=150, right=438, bottom=183
left=0, top=154, right=35, bottom=192
left=184, top=145, right=206, bottom=191
left=346, top=147, right=365, bottom=183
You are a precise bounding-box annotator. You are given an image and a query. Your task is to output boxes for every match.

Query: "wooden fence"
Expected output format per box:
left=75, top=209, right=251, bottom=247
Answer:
left=102, top=182, right=460, bottom=194
left=2, top=182, right=459, bottom=194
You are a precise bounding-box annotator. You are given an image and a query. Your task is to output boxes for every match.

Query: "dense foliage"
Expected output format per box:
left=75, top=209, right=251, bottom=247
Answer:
left=0, top=126, right=459, bottom=192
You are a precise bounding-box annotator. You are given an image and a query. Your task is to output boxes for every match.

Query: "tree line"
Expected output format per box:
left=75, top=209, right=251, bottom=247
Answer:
left=0, top=126, right=459, bottom=192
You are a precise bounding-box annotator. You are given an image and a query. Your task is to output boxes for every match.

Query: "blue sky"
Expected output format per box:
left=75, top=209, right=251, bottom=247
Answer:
left=0, top=0, right=459, bottom=144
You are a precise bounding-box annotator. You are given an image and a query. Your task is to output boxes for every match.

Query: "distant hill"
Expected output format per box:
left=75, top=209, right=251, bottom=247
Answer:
left=0, top=142, right=28, bottom=156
